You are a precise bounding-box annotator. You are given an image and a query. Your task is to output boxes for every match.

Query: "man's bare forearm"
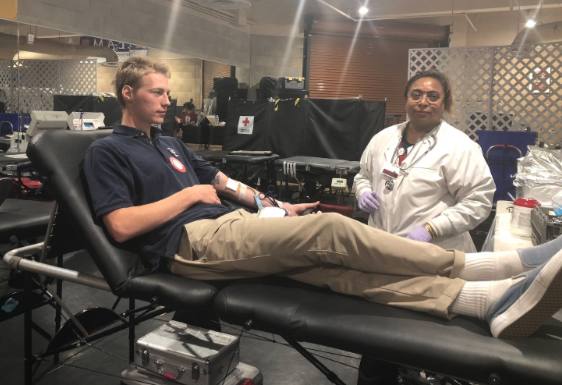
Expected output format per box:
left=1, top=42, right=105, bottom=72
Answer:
left=103, top=184, right=220, bottom=243
left=212, top=171, right=279, bottom=209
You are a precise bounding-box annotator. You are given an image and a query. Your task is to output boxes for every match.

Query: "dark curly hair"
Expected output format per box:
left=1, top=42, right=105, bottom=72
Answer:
left=404, top=70, right=453, bottom=115
left=183, top=99, right=195, bottom=110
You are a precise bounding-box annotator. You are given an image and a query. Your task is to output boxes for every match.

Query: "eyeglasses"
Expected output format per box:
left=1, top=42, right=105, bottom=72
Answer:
left=409, top=91, right=441, bottom=103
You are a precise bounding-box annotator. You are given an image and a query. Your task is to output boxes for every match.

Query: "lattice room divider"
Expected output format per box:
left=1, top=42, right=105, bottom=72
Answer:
left=0, top=59, right=97, bottom=113
left=409, top=43, right=562, bottom=147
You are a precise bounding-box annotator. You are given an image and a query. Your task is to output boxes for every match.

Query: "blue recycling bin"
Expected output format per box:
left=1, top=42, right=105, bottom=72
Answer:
left=477, top=130, right=538, bottom=202
left=0, top=113, right=18, bottom=136
left=0, top=113, right=31, bottom=136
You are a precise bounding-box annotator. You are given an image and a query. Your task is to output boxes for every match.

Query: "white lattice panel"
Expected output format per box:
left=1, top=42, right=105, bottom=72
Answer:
left=410, top=43, right=562, bottom=147
left=0, top=59, right=97, bottom=113
left=0, top=61, right=13, bottom=112
left=59, top=59, right=97, bottom=94
left=493, top=44, right=562, bottom=147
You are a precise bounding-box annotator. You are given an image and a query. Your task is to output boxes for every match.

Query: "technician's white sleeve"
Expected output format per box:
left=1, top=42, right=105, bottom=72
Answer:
left=353, top=137, right=376, bottom=200
left=428, top=143, right=495, bottom=237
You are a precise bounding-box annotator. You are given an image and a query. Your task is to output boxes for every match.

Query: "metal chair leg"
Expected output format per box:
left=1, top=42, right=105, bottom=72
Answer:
left=24, top=270, right=33, bottom=385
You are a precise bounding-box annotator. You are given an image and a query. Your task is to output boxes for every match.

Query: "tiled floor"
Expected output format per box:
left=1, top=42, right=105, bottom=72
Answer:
left=0, top=249, right=360, bottom=385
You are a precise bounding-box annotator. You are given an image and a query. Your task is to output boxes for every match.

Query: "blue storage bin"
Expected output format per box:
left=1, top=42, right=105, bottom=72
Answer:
left=0, top=113, right=18, bottom=136
left=477, top=130, right=538, bottom=202
left=0, top=113, right=30, bottom=136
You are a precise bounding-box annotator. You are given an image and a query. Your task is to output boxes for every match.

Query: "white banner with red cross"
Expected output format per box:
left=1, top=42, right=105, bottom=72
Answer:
left=237, top=116, right=254, bottom=135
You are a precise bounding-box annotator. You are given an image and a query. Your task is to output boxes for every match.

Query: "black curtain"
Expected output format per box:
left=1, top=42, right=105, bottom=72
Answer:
left=53, top=95, right=122, bottom=127
left=223, top=100, right=270, bottom=151
left=358, top=100, right=387, bottom=156
left=223, top=98, right=386, bottom=160
left=305, top=99, right=358, bottom=160
left=266, top=99, right=307, bottom=158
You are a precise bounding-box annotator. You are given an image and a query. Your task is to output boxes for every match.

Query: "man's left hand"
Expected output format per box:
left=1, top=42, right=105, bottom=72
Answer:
left=406, top=226, right=433, bottom=242
left=284, top=201, right=320, bottom=217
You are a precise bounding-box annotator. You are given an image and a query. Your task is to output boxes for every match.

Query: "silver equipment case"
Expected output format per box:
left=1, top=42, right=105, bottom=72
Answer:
left=134, top=321, right=240, bottom=385
left=121, top=362, right=263, bottom=385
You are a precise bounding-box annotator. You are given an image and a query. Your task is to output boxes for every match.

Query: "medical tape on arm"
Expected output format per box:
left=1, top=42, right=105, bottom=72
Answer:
left=226, top=178, right=240, bottom=192
left=226, top=177, right=248, bottom=201
left=238, top=183, right=247, bottom=201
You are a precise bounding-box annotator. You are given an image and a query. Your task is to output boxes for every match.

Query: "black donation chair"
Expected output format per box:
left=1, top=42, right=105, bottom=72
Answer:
left=4, top=130, right=219, bottom=385
left=5, top=130, right=562, bottom=385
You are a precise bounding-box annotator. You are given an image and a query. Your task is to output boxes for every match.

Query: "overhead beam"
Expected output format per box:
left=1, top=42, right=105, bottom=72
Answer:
left=310, top=17, right=449, bottom=43
left=317, top=0, right=561, bottom=22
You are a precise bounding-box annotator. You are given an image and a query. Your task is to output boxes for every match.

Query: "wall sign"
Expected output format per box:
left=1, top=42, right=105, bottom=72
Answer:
left=80, top=37, right=147, bottom=62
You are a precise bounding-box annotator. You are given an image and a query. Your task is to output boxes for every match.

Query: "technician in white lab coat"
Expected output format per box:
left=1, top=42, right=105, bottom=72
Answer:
left=353, top=70, right=495, bottom=252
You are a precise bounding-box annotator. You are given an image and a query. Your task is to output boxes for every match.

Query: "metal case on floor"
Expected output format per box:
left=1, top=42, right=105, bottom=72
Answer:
left=134, top=321, right=240, bottom=385
left=121, top=362, right=262, bottom=385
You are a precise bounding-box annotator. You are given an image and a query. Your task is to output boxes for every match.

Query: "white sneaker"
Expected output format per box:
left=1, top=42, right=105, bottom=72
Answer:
left=487, top=250, right=562, bottom=338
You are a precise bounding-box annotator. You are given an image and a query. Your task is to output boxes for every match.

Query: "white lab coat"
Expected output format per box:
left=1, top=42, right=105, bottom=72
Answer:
left=353, top=121, right=495, bottom=252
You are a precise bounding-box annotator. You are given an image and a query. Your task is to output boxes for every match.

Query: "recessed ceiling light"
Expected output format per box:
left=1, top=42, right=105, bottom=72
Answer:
left=526, top=19, right=537, bottom=28
left=359, top=6, right=368, bottom=15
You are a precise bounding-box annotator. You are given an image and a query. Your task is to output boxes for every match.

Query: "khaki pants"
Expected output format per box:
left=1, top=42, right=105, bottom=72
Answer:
left=169, top=210, right=466, bottom=319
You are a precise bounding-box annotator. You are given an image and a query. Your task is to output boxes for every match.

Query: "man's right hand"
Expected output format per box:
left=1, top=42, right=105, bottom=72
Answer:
left=358, top=191, right=380, bottom=213
left=187, top=185, right=221, bottom=205
left=103, top=184, right=220, bottom=243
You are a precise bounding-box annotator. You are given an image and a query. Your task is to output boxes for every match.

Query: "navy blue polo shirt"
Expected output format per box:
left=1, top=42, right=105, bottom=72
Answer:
left=84, top=125, right=234, bottom=267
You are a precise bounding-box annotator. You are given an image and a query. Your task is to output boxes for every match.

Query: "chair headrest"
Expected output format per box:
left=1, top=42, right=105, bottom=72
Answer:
left=26, top=130, right=146, bottom=293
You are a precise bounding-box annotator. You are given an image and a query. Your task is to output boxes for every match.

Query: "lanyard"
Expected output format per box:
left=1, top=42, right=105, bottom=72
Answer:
left=390, top=121, right=440, bottom=172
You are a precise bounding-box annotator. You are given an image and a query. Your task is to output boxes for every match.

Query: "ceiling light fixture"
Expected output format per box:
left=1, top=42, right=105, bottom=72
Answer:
left=526, top=19, right=537, bottom=28
left=359, top=6, right=368, bottom=15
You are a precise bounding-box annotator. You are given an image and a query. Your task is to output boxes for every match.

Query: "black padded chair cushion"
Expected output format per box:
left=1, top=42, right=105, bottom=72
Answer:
left=338, top=160, right=360, bottom=175
left=215, top=276, right=562, bottom=385
left=0, top=199, right=53, bottom=243
left=275, top=156, right=360, bottom=176
left=26, top=130, right=217, bottom=309
left=198, top=150, right=278, bottom=165
left=275, top=156, right=344, bottom=170
left=223, top=153, right=279, bottom=164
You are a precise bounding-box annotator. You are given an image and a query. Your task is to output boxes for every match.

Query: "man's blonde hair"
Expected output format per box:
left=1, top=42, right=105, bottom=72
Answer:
left=113, top=56, right=171, bottom=109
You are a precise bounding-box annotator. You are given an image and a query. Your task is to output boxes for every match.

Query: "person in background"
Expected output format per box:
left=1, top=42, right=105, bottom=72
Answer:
left=354, top=70, right=495, bottom=253
left=174, top=100, right=197, bottom=139
left=175, top=100, right=197, bottom=127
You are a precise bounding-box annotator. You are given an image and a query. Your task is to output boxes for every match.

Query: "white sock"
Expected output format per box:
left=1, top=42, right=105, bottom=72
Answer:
left=458, top=251, right=530, bottom=281
left=450, top=279, right=513, bottom=319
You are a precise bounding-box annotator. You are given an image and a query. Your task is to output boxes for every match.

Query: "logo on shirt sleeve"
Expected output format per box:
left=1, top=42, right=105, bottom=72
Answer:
left=169, top=157, right=186, bottom=172
left=167, top=147, right=179, bottom=157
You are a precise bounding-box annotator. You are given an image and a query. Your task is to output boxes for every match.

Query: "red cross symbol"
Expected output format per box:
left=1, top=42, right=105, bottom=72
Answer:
left=242, top=118, right=250, bottom=126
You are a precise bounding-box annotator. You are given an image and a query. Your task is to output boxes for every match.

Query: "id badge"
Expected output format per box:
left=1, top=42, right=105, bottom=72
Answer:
left=381, top=162, right=400, bottom=179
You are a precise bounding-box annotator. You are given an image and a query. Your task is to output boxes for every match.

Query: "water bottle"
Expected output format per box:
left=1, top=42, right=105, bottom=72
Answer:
left=552, top=193, right=562, bottom=216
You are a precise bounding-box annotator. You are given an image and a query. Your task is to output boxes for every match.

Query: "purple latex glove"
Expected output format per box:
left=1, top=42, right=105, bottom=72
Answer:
left=406, top=225, right=433, bottom=242
left=358, top=191, right=380, bottom=213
